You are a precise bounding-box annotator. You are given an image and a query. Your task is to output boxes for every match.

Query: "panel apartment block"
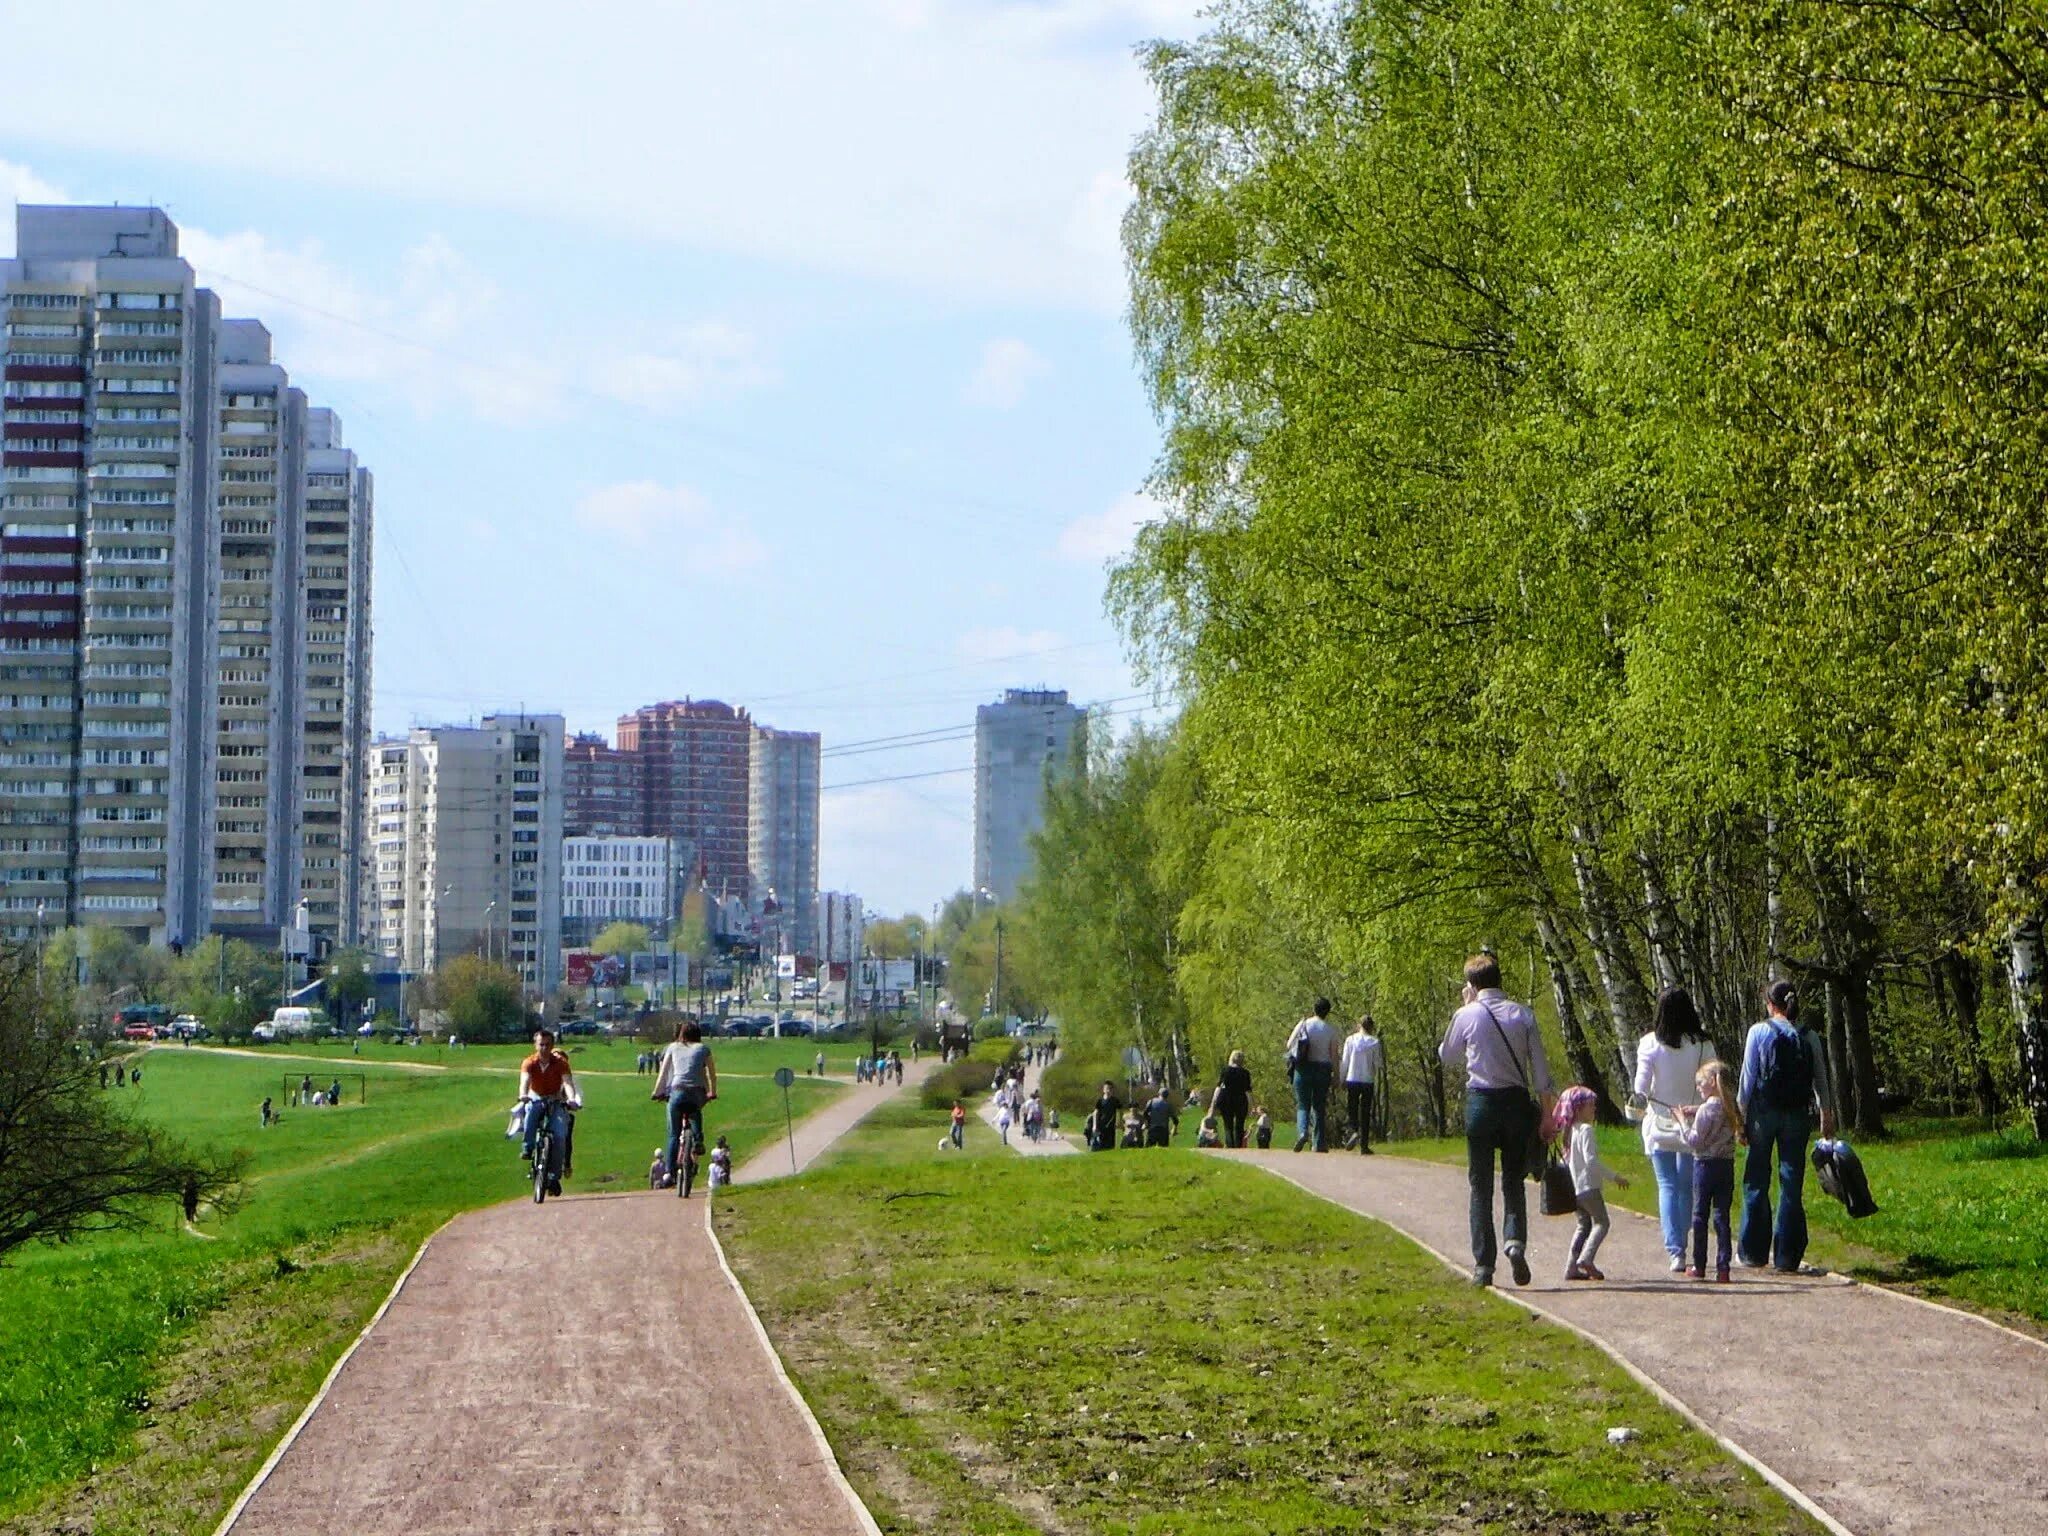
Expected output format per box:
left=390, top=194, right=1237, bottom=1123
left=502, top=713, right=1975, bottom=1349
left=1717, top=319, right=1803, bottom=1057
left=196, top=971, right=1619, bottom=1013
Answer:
left=616, top=698, right=751, bottom=903
left=972, top=687, right=1086, bottom=905
left=367, top=714, right=564, bottom=994
left=300, top=408, right=372, bottom=947
left=0, top=206, right=221, bottom=944
left=563, top=730, right=644, bottom=836
left=747, top=724, right=819, bottom=955
left=208, top=320, right=306, bottom=936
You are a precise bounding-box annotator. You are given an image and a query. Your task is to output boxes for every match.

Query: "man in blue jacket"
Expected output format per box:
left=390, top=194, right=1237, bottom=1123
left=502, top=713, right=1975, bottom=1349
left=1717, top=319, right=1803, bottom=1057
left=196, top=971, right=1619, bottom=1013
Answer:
left=1737, top=980, right=1837, bottom=1272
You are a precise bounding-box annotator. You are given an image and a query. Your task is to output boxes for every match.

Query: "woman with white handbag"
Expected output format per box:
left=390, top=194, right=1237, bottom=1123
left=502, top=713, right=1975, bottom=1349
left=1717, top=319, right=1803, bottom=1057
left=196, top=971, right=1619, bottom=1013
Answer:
left=1629, top=989, right=1715, bottom=1272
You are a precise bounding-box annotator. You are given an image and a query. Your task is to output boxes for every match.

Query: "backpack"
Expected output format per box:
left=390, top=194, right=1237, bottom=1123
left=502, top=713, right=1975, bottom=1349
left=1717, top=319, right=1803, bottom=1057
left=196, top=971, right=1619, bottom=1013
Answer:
left=1754, top=1023, right=1816, bottom=1113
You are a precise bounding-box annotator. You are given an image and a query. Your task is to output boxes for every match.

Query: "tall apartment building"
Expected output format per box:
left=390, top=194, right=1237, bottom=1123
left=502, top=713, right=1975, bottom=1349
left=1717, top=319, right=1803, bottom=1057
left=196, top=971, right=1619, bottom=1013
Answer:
left=616, top=698, right=752, bottom=901
left=366, top=713, right=564, bottom=993
left=208, top=320, right=306, bottom=938
left=0, top=206, right=222, bottom=945
left=816, top=890, right=865, bottom=965
left=562, top=730, right=644, bottom=836
left=560, top=834, right=680, bottom=948
left=748, top=725, right=819, bottom=955
left=300, top=408, right=372, bottom=947
left=972, top=687, right=1086, bottom=904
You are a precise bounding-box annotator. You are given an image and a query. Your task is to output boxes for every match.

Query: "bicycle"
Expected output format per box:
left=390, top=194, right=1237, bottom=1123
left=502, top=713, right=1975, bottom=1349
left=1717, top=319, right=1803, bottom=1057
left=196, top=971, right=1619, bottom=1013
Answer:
left=674, top=1099, right=704, bottom=1199
left=521, top=1095, right=567, bottom=1203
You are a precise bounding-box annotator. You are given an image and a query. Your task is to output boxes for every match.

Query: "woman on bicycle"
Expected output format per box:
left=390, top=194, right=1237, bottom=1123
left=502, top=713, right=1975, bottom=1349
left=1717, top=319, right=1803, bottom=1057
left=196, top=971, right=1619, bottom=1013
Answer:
left=652, top=1018, right=717, bottom=1188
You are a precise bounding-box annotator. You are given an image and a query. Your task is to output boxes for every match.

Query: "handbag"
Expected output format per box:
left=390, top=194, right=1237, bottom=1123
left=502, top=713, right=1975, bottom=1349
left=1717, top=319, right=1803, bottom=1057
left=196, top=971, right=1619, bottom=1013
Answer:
left=1539, top=1158, right=1577, bottom=1216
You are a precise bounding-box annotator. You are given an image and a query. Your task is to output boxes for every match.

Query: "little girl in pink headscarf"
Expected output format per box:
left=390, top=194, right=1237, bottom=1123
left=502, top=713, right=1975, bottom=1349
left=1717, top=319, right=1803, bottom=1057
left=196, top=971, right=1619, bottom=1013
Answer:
left=1555, top=1085, right=1630, bottom=1280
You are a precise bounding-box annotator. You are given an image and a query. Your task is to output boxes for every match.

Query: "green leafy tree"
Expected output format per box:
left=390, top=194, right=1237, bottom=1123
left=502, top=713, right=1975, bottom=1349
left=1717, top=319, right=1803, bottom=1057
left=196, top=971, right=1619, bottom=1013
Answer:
left=590, top=921, right=652, bottom=959
left=425, top=955, right=527, bottom=1043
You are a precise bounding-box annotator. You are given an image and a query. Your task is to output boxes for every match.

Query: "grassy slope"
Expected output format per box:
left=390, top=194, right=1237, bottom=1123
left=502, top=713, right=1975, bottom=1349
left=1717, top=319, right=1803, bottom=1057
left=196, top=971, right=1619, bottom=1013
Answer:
left=1384, top=1117, right=2048, bottom=1329
left=717, top=1099, right=1819, bottom=1536
left=0, top=1045, right=840, bottom=1533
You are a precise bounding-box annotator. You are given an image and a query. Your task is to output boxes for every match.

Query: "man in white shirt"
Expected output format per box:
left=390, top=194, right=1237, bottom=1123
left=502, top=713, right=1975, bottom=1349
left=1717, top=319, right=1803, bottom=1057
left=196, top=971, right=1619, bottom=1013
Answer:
left=1284, top=998, right=1342, bottom=1152
left=1340, top=1015, right=1385, bottom=1155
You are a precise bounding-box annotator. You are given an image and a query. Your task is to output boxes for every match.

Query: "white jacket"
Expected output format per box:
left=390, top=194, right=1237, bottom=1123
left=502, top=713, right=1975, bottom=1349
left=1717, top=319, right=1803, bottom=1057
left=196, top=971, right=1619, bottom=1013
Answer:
left=1629, top=1033, right=1712, bottom=1155
left=1566, top=1121, right=1623, bottom=1196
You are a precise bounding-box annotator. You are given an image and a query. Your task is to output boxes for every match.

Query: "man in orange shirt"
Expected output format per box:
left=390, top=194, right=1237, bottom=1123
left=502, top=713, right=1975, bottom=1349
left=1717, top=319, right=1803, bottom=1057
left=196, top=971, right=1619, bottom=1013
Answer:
left=518, top=1028, right=578, bottom=1193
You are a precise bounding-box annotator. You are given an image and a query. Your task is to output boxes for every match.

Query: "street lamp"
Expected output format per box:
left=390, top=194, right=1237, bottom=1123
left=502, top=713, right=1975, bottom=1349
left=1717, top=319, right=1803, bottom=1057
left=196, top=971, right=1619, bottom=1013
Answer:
left=483, top=901, right=498, bottom=967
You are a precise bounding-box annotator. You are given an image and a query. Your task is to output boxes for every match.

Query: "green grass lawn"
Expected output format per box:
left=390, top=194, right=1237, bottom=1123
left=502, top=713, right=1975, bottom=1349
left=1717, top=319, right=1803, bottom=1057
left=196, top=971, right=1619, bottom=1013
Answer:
left=1383, top=1116, right=2048, bottom=1330
left=716, top=1099, right=1820, bottom=1536
left=0, top=1045, right=842, bottom=1535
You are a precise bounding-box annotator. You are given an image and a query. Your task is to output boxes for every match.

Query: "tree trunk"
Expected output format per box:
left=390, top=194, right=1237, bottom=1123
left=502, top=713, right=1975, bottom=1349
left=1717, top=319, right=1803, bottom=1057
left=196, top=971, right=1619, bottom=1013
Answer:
left=1570, top=839, right=1651, bottom=1080
left=1823, top=981, right=1855, bottom=1130
left=1839, top=965, right=1885, bottom=1137
left=1939, top=949, right=1999, bottom=1122
left=1765, top=815, right=1785, bottom=982
left=2007, top=911, right=2048, bottom=1141
left=1637, top=850, right=1682, bottom=993
left=1536, top=909, right=1623, bottom=1123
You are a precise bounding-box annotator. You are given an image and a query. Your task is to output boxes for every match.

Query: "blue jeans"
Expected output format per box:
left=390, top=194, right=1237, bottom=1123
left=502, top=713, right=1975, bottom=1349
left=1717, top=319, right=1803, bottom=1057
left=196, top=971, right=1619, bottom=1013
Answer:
left=1740, top=1104, right=1813, bottom=1269
left=1648, top=1148, right=1696, bottom=1257
left=1692, top=1156, right=1735, bottom=1273
left=666, top=1090, right=705, bottom=1178
left=1465, top=1087, right=1535, bottom=1273
left=1292, top=1062, right=1332, bottom=1150
left=521, top=1097, right=568, bottom=1178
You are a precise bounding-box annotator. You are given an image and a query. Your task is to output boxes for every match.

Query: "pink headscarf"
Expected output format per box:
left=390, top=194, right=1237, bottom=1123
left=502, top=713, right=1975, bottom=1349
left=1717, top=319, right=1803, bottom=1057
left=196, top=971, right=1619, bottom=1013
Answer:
left=1549, top=1085, right=1598, bottom=1142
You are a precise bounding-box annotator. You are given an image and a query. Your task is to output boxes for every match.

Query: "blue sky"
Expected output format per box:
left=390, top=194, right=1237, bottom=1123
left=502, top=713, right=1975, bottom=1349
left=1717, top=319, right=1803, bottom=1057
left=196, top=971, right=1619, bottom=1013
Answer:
left=0, top=0, right=1199, bottom=914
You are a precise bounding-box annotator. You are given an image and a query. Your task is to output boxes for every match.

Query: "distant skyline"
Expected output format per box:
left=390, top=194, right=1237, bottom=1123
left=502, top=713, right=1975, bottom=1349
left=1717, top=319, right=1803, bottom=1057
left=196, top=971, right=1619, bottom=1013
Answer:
left=0, top=0, right=1197, bottom=913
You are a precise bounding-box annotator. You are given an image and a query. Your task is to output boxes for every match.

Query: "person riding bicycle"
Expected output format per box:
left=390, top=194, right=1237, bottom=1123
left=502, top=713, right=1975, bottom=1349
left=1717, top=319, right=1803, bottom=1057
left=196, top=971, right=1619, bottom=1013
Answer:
left=518, top=1028, right=578, bottom=1194
left=652, top=1017, right=718, bottom=1187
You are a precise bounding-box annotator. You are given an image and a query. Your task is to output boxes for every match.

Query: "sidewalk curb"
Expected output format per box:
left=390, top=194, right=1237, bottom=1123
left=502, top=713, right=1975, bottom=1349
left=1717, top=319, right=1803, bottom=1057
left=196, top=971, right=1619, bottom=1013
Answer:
left=706, top=1199, right=885, bottom=1536
left=1244, top=1159, right=1858, bottom=1536
left=212, top=1214, right=458, bottom=1536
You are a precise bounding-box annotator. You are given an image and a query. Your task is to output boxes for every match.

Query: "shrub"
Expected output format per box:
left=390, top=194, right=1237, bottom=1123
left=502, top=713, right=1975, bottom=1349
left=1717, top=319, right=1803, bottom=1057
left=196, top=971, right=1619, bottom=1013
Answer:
left=919, top=1037, right=1021, bottom=1109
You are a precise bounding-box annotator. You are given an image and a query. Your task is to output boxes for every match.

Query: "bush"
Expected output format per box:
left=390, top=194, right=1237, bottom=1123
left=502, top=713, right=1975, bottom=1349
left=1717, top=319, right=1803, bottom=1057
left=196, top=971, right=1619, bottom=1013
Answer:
left=918, top=1037, right=1021, bottom=1109
left=1041, top=1050, right=1128, bottom=1117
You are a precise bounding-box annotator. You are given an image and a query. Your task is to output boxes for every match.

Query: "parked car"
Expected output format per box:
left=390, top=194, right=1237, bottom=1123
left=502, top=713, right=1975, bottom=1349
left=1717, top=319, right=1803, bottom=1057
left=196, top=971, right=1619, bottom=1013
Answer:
left=251, top=1023, right=277, bottom=1043
left=122, top=1023, right=157, bottom=1041
left=168, top=1014, right=207, bottom=1040
left=559, top=1020, right=601, bottom=1036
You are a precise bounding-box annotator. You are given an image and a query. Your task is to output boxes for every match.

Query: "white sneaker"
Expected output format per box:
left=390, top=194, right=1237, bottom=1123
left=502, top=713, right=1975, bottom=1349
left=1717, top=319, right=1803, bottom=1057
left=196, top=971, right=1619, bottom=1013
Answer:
left=1669, top=1253, right=1686, bottom=1273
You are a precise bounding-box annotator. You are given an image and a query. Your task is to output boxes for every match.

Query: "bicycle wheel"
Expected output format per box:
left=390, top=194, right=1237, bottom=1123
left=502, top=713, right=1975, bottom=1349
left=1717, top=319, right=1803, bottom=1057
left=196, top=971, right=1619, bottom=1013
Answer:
left=680, top=1135, right=696, bottom=1198
left=532, top=1128, right=550, bottom=1203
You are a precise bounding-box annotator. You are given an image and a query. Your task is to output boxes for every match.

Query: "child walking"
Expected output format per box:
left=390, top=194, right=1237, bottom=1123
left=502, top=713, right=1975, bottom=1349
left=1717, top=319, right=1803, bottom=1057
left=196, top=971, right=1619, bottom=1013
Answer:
left=949, top=1101, right=966, bottom=1149
left=1676, top=1061, right=1743, bottom=1281
left=1557, top=1086, right=1629, bottom=1280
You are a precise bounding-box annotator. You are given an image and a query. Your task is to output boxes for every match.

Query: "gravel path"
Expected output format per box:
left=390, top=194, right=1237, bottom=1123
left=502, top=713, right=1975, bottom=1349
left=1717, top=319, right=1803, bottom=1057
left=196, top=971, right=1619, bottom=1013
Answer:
left=735, top=1057, right=936, bottom=1183
left=1227, top=1148, right=2048, bottom=1536
left=218, top=1071, right=931, bottom=1535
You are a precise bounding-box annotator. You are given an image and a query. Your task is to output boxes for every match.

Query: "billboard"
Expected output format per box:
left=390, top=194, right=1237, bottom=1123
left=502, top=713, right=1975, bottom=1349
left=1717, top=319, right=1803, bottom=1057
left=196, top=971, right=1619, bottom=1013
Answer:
left=566, top=952, right=626, bottom=988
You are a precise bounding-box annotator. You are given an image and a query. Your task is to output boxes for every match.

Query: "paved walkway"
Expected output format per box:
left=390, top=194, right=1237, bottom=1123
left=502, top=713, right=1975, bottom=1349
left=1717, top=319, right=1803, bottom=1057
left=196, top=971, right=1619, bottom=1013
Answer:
left=977, top=1058, right=1076, bottom=1155
left=219, top=1067, right=930, bottom=1535
left=1226, top=1148, right=2048, bottom=1536
left=736, top=1057, right=936, bottom=1183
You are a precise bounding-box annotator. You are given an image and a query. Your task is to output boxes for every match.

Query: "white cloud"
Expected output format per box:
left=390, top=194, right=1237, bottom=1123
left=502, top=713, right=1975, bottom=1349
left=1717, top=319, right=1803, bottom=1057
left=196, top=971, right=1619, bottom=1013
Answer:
left=1056, top=490, right=1158, bottom=564
left=598, top=323, right=779, bottom=412
left=0, top=5, right=1213, bottom=310
left=964, top=337, right=1052, bottom=409
left=954, top=625, right=1068, bottom=664
left=572, top=480, right=766, bottom=571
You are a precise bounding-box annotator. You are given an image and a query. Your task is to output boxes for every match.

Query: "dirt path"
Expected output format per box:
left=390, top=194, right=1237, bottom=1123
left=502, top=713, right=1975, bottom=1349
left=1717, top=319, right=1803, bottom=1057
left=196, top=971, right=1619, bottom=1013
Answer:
left=735, top=1058, right=936, bottom=1183
left=1227, top=1148, right=2048, bottom=1536
left=220, top=1065, right=932, bottom=1535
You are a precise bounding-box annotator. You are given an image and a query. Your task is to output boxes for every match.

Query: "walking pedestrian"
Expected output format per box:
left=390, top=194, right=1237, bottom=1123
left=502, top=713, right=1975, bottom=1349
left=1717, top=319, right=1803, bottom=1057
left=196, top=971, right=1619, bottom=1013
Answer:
left=1556, top=1085, right=1629, bottom=1280
left=1677, top=1060, right=1743, bottom=1281
left=259, top=1095, right=273, bottom=1127
left=1439, top=953, right=1554, bottom=1288
left=1630, top=988, right=1715, bottom=1272
left=115, top=1062, right=126, bottom=1087
left=815, top=1049, right=826, bottom=1077
left=1143, top=1085, right=1178, bottom=1147
left=950, top=1101, right=966, bottom=1149
left=1210, top=1049, right=1253, bottom=1148
left=1340, top=1014, right=1385, bottom=1154
left=996, top=1097, right=1013, bottom=1144
left=1737, top=981, right=1835, bottom=1272
left=1253, top=1105, right=1273, bottom=1149
left=1089, top=1081, right=1122, bottom=1151
left=1283, top=999, right=1340, bottom=1152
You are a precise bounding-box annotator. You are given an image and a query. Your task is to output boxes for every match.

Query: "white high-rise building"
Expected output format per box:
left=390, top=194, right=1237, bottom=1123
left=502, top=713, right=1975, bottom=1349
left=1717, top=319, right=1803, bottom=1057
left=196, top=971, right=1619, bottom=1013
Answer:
left=972, top=688, right=1086, bottom=904
left=747, top=725, right=819, bottom=955
left=816, top=890, right=864, bottom=965
left=367, top=714, right=565, bottom=993
left=299, top=408, right=373, bottom=947
left=561, top=834, right=680, bottom=948
left=208, top=320, right=306, bottom=936
left=0, top=206, right=222, bottom=945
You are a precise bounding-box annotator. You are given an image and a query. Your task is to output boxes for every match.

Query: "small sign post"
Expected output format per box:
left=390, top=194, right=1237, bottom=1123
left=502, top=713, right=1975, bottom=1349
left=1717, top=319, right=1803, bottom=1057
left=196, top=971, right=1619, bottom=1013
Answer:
left=774, top=1065, right=797, bottom=1173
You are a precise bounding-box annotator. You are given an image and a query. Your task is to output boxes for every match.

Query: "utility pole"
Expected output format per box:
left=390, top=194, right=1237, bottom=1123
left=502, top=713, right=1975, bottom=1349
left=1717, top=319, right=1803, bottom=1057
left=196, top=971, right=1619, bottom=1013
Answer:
left=993, top=916, right=1004, bottom=1025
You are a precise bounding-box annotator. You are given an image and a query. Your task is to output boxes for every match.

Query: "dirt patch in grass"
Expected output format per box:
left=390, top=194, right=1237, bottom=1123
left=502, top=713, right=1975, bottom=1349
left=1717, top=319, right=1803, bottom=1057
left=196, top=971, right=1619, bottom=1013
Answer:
left=718, top=1120, right=1823, bottom=1536
left=9, top=1228, right=416, bottom=1536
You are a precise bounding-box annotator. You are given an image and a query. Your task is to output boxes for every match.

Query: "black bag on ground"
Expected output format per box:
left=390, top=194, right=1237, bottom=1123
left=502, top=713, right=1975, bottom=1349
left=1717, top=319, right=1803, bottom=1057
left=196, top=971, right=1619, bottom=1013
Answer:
left=1812, top=1138, right=1879, bottom=1218
left=1539, top=1158, right=1577, bottom=1216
